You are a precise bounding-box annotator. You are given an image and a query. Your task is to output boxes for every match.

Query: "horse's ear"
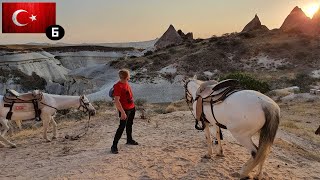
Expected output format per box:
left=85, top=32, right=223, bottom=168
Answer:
left=182, top=78, right=186, bottom=83
left=80, top=95, right=84, bottom=99
left=193, top=75, right=197, bottom=80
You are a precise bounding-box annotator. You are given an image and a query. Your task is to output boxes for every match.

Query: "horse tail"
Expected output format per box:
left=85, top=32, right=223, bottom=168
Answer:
left=251, top=102, right=280, bottom=169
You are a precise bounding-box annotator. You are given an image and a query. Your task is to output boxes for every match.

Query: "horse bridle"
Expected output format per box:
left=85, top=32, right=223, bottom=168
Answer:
left=78, top=97, right=92, bottom=114
left=184, top=80, right=206, bottom=131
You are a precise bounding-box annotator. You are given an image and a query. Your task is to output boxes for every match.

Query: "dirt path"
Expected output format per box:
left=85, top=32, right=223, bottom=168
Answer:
left=1, top=108, right=319, bottom=180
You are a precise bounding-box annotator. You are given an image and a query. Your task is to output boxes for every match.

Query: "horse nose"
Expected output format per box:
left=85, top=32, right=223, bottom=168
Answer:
left=90, top=110, right=96, bottom=116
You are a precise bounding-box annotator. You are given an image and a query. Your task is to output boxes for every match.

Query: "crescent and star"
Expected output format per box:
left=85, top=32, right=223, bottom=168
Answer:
left=12, top=9, right=37, bottom=27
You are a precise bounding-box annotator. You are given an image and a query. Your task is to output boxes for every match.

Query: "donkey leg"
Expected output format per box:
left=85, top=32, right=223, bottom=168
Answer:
left=203, top=122, right=213, bottom=158
left=42, top=117, right=51, bottom=142
left=232, top=134, right=258, bottom=179
left=51, top=116, right=57, bottom=139
left=0, top=134, right=16, bottom=148
left=215, top=126, right=224, bottom=156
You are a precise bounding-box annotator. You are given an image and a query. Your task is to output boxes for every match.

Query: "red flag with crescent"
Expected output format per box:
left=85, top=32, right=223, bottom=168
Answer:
left=2, top=2, right=56, bottom=33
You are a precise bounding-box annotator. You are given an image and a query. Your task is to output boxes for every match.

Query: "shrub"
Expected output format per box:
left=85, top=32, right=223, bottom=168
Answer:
left=165, top=105, right=177, bottom=113
left=221, top=72, right=270, bottom=93
left=161, top=73, right=176, bottom=83
left=169, top=48, right=177, bottom=54
left=186, top=43, right=196, bottom=49
left=144, top=51, right=153, bottom=56
left=290, top=73, right=316, bottom=92
left=135, top=98, right=147, bottom=107
left=154, top=108, right=166, bottom=114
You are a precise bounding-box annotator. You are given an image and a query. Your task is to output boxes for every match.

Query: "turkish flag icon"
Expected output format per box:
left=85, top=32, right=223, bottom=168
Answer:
left=2, top=2, right=56, bottom=33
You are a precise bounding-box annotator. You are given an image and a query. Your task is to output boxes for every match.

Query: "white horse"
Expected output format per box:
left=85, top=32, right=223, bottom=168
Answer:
left=185, top=77, right=280, bottom=180
left=0, top=93, right=96, bottom=148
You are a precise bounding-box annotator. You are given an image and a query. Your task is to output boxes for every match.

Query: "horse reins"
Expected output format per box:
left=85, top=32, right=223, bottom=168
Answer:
left=66, top=98, right=93, bottom=140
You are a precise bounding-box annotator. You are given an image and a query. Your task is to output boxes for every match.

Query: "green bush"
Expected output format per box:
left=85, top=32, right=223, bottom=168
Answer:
left=221, top=72, right=270, bottom=93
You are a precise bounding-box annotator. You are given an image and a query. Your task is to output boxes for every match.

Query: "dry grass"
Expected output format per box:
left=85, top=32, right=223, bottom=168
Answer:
left=280, top=121, right=299, bottom=129
left=275, top=139, right=320, bottom=162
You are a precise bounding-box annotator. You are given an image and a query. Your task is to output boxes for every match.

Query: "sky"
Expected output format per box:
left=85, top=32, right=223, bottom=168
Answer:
left=0, top=0, right=319, bottom=44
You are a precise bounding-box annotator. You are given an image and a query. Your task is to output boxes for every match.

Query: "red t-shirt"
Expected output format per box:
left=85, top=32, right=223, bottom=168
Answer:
left=113, top=81, right=135, bottom=110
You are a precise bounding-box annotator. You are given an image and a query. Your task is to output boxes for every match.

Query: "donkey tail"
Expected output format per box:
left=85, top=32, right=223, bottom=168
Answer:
left=250, top=103, right=280, bottom=169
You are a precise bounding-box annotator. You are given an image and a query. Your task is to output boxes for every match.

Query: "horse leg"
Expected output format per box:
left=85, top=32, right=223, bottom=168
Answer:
left=0, top=134, right=16, bottom=148
left=0, top=118, right=9, bottom=136
left=232, top=134, right=258, bottom=179
left=51, top=116, right=57, bottom=139
left=203, top=122, right=213, bottom=158
left=15, top=119, right=22, bottom=130
left=215, top=125, right=224, bottom=156
left=254, top=152, right=269, bottom=180
left=42, top=116, right=51, bottom=142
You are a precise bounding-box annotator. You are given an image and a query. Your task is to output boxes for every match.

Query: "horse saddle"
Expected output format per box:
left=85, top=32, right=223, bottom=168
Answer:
left=4, top=89, right=43, bottom=103
left=196, top=79, right=241, bottom=129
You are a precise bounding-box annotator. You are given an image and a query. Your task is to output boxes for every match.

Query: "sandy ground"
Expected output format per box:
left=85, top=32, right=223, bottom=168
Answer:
left=0, top=104, right=320, bottom=180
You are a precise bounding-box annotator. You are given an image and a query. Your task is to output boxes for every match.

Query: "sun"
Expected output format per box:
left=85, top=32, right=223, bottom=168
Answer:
left=303, top=3, right=320, bottom=18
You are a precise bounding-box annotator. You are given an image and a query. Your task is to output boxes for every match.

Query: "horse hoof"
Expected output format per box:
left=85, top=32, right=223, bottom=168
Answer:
left=216, top=153, right=225, bottom=157
left=254, top=174, right=263, bottom=180
left=46, top=139, right=51, bottom=142
left=10, top=144, right=17, bottom=148
left=52, top=136, right=57, bottom=140
left=202, top=154, right=212, bottom=159
left=240, top=176, right=252, bottom=180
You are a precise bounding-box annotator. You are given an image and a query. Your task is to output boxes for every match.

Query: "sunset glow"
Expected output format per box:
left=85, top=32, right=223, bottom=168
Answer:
left=303, top=3, right=320, bottom=18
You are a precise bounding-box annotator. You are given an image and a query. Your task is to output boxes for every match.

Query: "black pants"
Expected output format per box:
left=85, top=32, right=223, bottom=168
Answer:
left=112, top=107, right=135, bottom=146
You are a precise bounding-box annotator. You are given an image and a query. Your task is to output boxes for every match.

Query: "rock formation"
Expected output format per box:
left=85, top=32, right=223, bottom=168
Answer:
left=242, top=14, right=269, bottom=32
left=155, top=25, right=183, bottom=49
left=155, top=25, right=194, bottom=49
left=177, top=29, right=193, bottom=41
left=280, top=6, right=313, bottom=33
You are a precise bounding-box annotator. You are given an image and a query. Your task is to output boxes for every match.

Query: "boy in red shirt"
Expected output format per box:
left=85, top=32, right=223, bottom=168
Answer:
left=111, top=69, right=138, bottom=154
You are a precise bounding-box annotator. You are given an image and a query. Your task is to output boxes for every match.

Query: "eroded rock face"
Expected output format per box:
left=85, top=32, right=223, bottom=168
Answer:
left=177, top=29, right=194, bottom=41
left=280, top=6, right=313, bottom=33
left=242, top=14, right=269, bottom=32
left=155, top=25, right=183, bottom=49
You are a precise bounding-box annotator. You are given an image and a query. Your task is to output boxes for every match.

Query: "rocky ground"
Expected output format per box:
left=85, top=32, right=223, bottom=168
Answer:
left=0, top=100, right=319, bottom=180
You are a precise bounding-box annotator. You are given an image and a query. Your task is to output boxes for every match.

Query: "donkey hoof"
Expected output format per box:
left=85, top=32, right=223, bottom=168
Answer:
left=10, top=144, right=17, bottom=148
left=52, top=136, right=57, bottom=140
left=46, top=139, right=52, bottom=142
left=202, top=154, right=212, bottom=159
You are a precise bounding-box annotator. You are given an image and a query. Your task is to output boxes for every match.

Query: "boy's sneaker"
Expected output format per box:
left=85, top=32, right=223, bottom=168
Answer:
left=111, top=146, right=118, bottom=154
left=126, top=140, right=139, bottom=145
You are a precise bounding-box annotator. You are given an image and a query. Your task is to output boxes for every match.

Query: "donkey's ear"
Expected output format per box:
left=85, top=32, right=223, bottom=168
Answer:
left=80, top=95, right=84, bottom=99
left=193, top=75, right=197, bottom=80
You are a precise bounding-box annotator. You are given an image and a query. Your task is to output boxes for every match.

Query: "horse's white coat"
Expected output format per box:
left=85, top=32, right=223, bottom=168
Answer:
left=0, top=93, right=96, bottom=148
left=186, top=79, right=280, bottom=179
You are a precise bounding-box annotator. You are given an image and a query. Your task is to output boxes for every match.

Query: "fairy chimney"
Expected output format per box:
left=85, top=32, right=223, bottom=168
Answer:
left=155, top=25, right=183, bottom=49
left=280, top=6, right=313, bottom=33
left=177, top=29, right=194, bottom=41
left=242, top=14, right=269, bottom=32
